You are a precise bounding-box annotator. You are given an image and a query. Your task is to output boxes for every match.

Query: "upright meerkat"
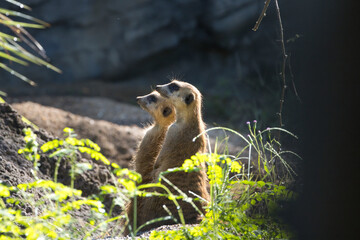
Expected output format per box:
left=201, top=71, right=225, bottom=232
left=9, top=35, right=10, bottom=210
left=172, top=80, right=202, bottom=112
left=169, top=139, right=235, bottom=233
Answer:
left=133, top=91, right=175, bottom=183
left=125, top=91, right=175, bottom=235
left=139, top=80, right=210, bottom=230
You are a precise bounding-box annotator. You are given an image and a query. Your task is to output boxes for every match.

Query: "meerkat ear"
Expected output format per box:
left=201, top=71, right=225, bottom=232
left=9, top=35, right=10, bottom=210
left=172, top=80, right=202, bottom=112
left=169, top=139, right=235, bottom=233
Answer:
left=162, top=107, right=172, bottom=117
left=185, top=93, right=194, bottom=105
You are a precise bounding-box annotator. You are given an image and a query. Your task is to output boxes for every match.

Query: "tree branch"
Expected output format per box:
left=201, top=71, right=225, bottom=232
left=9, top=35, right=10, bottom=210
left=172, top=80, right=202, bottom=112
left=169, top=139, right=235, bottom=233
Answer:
left=252, top=0, right=272, bottom=31
left=274, top=0, right=288, bottom=144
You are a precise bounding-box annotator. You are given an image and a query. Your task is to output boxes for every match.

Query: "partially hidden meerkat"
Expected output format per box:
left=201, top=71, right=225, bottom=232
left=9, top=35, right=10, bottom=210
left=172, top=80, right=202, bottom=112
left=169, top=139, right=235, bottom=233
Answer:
left=138, top=80, right=210, bottom=230
left=133, top=91, right=175, bottom=183
left=124, top=91, right=175, bottom=235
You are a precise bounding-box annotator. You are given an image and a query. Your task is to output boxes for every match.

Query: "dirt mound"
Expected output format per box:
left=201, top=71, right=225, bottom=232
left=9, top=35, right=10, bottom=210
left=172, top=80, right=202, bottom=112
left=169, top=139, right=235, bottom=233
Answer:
left=10, top=96, right=151, bottom=126
left=10, top=96, right=250, bottom=164
left=0, top=102, right=113, bottom=197
left=11, top=101, right=145, bottom=168
left=0, top=103, right=49, bottom=187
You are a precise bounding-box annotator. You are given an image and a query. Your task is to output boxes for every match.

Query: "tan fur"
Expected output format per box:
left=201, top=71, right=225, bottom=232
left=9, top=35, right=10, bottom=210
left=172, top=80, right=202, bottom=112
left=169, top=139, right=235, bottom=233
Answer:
left=124, top=91, right=175, bottom=235
left=133, top=91, right=175, bottom=183
left=138, top=80, right=210, bottom=231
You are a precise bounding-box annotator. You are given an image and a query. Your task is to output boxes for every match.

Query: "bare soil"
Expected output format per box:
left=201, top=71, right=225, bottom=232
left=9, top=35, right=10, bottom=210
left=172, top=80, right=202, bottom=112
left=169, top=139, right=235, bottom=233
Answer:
left=0, top=102, right=114, bottom=199
left=9, top=96, right=249, bottom=166
left=10, top=99, right=146, bottom=168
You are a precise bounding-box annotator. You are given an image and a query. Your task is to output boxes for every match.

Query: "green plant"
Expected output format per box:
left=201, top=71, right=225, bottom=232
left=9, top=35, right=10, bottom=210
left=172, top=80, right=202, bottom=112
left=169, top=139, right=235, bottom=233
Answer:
left=0, top=91, right=6, bottom=103
left=0, top=0, right=61, bottom=94
left=40, top=127, right=109, bottom=188
left=100, top=159, right=203, bottom=238
left=17, top=128, right=40, bottom=179
left=9, top=128, right=199, bottom=239
left=1, top=122, right=299, bottom=239
left=2, top=128, right=107, bottom=239
left=148, top=122, right=300, bottom=239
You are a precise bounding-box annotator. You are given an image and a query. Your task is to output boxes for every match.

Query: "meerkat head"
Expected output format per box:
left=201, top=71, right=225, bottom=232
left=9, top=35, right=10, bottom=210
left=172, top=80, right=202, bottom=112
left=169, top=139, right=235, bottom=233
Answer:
left=136, top=91, right=175, bottom=127
left=155, top=80, right=202, bottom=122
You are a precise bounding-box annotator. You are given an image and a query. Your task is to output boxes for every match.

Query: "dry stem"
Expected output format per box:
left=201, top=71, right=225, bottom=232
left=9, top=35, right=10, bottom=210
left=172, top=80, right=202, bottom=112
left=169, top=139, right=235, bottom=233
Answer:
left=252, top=0, right=272, bottom=31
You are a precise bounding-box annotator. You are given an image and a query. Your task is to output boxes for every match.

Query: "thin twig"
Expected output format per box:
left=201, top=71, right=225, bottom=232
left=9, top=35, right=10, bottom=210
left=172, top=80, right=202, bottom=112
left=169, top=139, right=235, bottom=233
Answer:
left=252, top=0, right=272, bottom=31
left=274, top=0, right=287, bottom=143
left=252, top=0, right=291, bottom=151
left=287, top=53, right=302, bottom=103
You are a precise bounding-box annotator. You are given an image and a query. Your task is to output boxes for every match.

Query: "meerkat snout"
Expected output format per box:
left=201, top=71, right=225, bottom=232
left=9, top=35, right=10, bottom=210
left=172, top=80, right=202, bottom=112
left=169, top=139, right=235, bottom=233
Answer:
left=147, top=95, right=157, bottom=104
left=156, top=82, right=180, bottom=96
left=168, top=82, right=180, bottom=92
left=136, top=94, right=159, bottom=109
left=136, top=91, right=176, bottom=123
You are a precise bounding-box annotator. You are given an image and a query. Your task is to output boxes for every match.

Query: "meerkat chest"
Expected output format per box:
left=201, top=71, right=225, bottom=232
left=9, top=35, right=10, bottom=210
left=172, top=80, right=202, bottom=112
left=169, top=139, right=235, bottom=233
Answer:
left=167, top=123, right=181, bottom=136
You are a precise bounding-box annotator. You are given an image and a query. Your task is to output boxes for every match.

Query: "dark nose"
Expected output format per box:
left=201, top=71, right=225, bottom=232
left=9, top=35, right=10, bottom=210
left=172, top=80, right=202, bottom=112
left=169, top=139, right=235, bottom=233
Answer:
left=136, top=96, right=141, bottom=103
left=147, top=95, right=157, bottom=103
left=155, top=86, right=160, bottom=91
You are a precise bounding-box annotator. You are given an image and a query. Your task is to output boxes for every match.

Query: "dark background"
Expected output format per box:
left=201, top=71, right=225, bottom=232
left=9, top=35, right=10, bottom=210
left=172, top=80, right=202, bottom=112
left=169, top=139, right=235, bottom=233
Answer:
left=1, top=0, right=359, bottom=239
left=1, top=0, right=292, bottom=131
left=286, top=0, right=359, bottom=239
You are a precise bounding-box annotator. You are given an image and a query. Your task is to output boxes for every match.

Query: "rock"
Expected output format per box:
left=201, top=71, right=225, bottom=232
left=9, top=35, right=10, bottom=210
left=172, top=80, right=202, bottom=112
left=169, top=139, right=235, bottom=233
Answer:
left=1, top=0, right=263, bottom=84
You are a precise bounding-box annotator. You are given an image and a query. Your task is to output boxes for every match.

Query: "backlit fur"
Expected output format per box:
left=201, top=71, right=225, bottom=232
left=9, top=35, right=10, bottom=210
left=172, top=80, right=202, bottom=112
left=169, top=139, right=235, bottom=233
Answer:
left=124, top=91, right=175, bottom=235
left=139, top=80, right=210, bottom=230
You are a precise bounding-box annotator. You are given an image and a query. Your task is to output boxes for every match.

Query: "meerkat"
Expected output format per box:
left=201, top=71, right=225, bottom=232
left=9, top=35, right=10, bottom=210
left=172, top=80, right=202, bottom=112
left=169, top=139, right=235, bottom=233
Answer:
left=138, top=80, right=210, bottom=230
left=133, top=91, right=175, bottom=183
left=124, top=91, right=175, bottom=235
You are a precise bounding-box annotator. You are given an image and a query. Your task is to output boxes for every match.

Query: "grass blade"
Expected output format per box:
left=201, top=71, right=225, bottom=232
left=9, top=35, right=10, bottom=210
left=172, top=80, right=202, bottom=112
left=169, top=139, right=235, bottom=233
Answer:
left=0, top=32, right=18, bottom=40
left=0, top=51, right=28, bottom=65
left=0, top=41, right=61, bottom=73
left=0, top=19, right=45, bottom=29
left=4, top=0, right=31, bottom=11
left=0, top=62, right=36, bottom=86
left=0, top=13, right=48, bottom=59
left=136, top=216, right=173, bottom=233
left=194, top=126, right=251, bottom=146
left=0, top=8, right=50, bottom=26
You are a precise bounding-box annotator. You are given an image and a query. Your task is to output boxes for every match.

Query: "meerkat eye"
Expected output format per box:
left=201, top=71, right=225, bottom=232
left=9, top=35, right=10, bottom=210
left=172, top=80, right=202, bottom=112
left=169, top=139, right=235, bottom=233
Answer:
left=168, top=83, right=180, bottom=92
left=162, top=107, right=172, bottom=117
left=148, top=95, right=157, bottom=103
left=184, top=93, right=194, bottom=105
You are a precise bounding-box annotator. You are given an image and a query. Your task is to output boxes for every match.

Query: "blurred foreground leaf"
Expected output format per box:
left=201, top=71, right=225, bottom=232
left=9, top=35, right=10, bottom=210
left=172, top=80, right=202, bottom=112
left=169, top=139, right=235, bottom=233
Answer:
left=0, top=1, right=61, bottom=92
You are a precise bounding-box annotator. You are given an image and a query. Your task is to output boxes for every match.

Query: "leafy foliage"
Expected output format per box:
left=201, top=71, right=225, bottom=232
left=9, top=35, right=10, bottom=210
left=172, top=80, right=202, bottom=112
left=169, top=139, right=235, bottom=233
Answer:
left=0, top=179, right=106, bottom=240
left=0, top=122, right=299, bottom=239
left=0, top=0, right=61, bottom=92
left=148, top=122, right=299, bottom=239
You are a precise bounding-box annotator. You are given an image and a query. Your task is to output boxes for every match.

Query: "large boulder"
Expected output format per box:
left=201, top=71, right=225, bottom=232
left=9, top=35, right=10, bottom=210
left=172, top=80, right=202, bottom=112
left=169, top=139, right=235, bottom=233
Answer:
left=1, top=0, right=265, bottom=84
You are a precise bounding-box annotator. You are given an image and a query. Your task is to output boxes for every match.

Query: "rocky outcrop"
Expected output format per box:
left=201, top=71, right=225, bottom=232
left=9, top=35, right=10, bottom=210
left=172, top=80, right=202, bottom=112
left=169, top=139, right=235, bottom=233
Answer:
left=1, top=0, right=267, bottom=84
